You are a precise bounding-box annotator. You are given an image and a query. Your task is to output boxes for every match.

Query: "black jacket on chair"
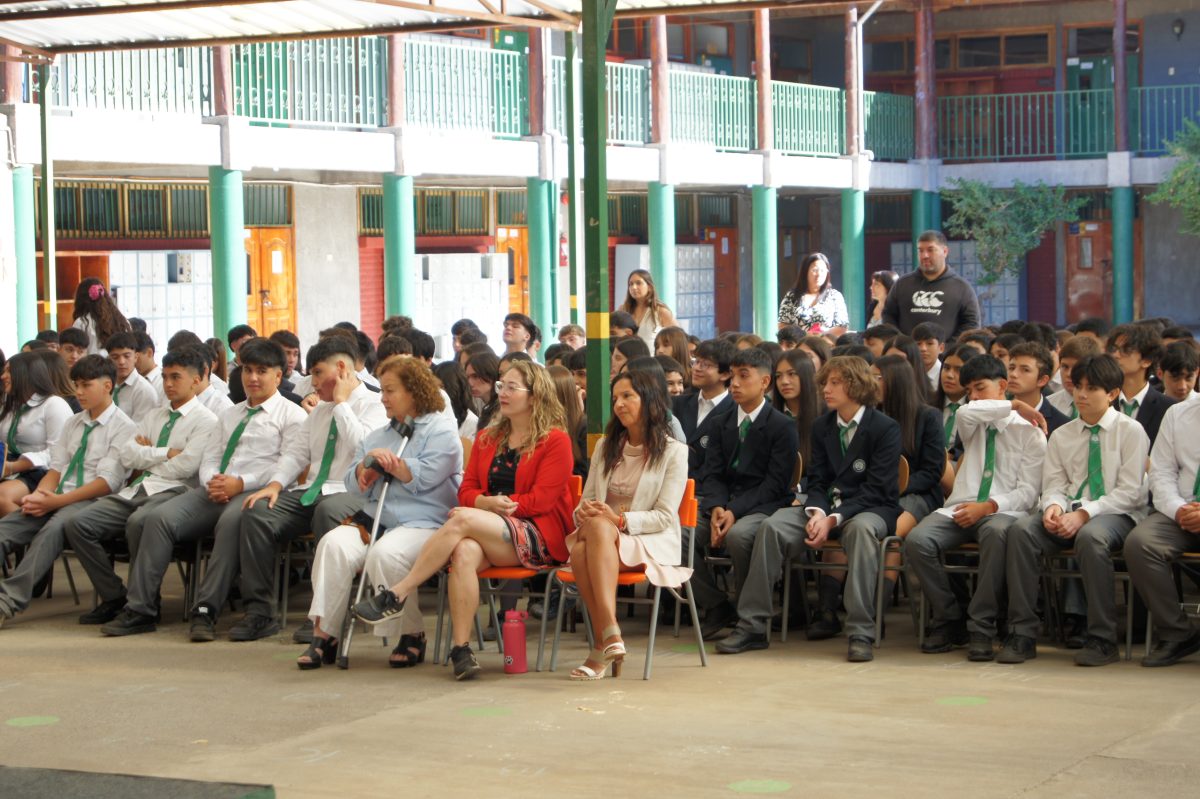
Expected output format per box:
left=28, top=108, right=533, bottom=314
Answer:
left=904, top=406, right=948, bottom=515
left=1129, top=387, right=1176, bottom=448
left=674, top=391, right=736, bottom=479
left=699, top=401, right=798, bottom=520
left=806, top=406, right=902, bottom=530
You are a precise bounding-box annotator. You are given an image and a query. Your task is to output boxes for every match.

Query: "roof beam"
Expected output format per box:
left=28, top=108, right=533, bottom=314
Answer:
left=613, top=0, right=887, bottom=19
left=520, top=0, right=579, bottom=25
left=0, top=0, right=291, bottom=23
left=353, top=0, right=577, bottom=31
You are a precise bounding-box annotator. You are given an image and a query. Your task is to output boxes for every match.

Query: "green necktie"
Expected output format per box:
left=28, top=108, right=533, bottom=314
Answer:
left=731, top=415, right=752, bottom=469
left=6, top=405, right=27, bottom=457
left=839, top=420, right=858, bottom=456
left=218, top=406, right=263, bottom=473
left=112, top=383, right=124, bottom=407
left=131, top=410, right=182, bottom=488
left=943, top=402, right=960, bottom=448
left=1122, top=399, right=1139, bottom=417
left=1075, top=425, right=1105, bottom=501
left=1069, top=404, right=1078, bottom=420
left=56, top=421, right=95, bottom=494
left=1192, top=461, right=1200, bottom=503
left=300, top=417, right=339, bottom=506
left=976, top=426, right=997, bottom=502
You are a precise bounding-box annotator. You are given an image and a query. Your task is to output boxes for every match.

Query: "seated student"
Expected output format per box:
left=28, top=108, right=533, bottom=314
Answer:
left=106, top=332, right=161, bottom=425
left=655, top=327, right=692, bottom=384
left=399, top=328, right=436, bottom=367
left=125, top=338, right=307, bottom=642
left=1124, top=395, right=1200, bottom=666
left=622, top=358, right=687, bottom=442
left=1158, top=342, right=1199, bottom=403
left=352, top=360, right=574, bottom=681
left=674, top=339, right=735, bottom=481
left=223, top=324, right=258, bottom=403
left=183, top=344, right=235, bottom=416
left=35, top=330, right=59, bottom=351
left=935, top=343, right=978, bottom=452
left=21, top=340, right=50, bottom=352
left=690, top=347, right=797, bottom=643
left=465, top=348, right=500, bottom=429
left=0, top=356, right=137, bottom=626
left=457, top=326, right=488, bottom=351
left=565, top=347, right=588, bottom=404
left=450, top=318, right=478, bottom=354
left=904, top=354, right=1047, bottom=660
left=656, top=355, right=687, bottom=397
left=502, top=312, right=538, bottom=356
left=862, top=324, right=900, bottom=360
left=35, top=350, right=82, bottom=414
left=269, top=330, right=303, bottom=383
left=1107, top=323, right=1176, bottom=446
left=795, top=335, right=832, bottom=372
left=1006, top=342, right=1071, bottom=436
left=297, top=357, right=461, bottom=669
left=609, top=311, right=638, bottom=340
left=133, top=331, right=162, bottom=395
left=543, top=343, right=567, bottom=369
left=57, top=327, right=90, bottom=371
left=610, top=337, right=650, bottom=380
left=65, top=348, right=218, bottom=633
left=548, top=364, right=588, bottom=477
left=1161, top=325, right=1195, bottom=347
left=558, top=323, right=586, bottom=351
left=1073, top=316, right=1110, bottom=344
left=912, top=322, right=946, bottom=393
left=0, top=353, right=74, bottom=516
left=1004, top=354, right=1150, bottom=666
left=1047, top=335, right=1102, bottom=419
left=776, top=324, right=805, bottom=352
left=989, top=333, right=1024, bottom=369
left=434, top=361, right=479, bottom=439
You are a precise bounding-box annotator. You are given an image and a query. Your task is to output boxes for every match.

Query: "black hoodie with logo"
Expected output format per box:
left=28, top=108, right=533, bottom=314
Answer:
left=881, top=267, right=981, bottom=340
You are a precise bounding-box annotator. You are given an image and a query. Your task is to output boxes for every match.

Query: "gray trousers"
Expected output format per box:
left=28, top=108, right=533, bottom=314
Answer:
left=734, top=506, right=810, bottom=635
left=687, top=511, right=768, bottom=612
left=904, top=511, right=1013, bottom=638
left=0, top=500, right=95, bottom=617
left=829, top=512, right=890, bottom=640
left=63, top=487, right=185, bottom=603
left=1124, top=512, right=1200, bottom=642
left=237, top=490, right=361, bottom=617
left=1007, top=512, right=1133, bottom=643
left=127, top=487, right=246, bottom=618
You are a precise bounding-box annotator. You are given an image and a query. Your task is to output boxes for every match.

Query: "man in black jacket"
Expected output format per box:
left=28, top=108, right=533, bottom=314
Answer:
left=883, top=230, right=980, bottom=341
left=673, top=338, right=736, bottom=481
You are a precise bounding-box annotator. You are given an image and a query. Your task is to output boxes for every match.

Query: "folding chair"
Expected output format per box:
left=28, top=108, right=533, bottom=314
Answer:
left=1041, top=548, right=1140, bottom=660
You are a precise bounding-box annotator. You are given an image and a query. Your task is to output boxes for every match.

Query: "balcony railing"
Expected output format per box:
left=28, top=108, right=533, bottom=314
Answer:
left=29, top=47, right=213, bottom=115
left=864, top=91, right=915, bottom=161
left=670, top=71, right=757, bottom=152
left=1133, top=84, right=1200, bottom=155
left=772, top=82, right=843, bottom=157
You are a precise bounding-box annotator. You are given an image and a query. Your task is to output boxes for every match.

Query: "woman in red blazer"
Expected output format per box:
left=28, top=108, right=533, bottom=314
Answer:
left=354, top=360, right=574, bottom=680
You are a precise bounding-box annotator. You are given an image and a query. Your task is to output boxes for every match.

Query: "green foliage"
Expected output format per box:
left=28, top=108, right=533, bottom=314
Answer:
left=943, top=178, right=1085, bottom=284
left=1147, top=119, right=1200, bottom=237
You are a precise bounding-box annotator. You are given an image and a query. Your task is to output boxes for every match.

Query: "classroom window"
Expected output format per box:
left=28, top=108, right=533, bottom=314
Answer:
left=934, top=38, right=952, bottom=70
left=694, top=24, right=730, bottom=57
left=868, top=40, right=908, bottom=73
left=1004, top=33, right=1050, bottom=66
left=667, top=23, right=686, bottom=60
left=958, top=35, right=1001, bottom=69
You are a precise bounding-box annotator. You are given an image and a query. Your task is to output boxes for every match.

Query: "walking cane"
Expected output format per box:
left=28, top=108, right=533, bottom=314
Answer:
left=337, top=418, right=414, bottom=670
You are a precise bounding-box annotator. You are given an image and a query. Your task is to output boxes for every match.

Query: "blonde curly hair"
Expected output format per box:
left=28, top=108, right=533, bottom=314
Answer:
left=375, top=355, right=445, bottom=417
left=482, top=360, right=566, bottom=455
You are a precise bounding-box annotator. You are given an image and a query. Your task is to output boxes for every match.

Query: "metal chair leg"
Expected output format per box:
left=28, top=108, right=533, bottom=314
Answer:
left=684, top=581, right=707, bottom=667
left=644, top=586, right=662, bottom=680
left=780, top=558, right=792, bottom=643
left=432, top=570, right=447, bottom=666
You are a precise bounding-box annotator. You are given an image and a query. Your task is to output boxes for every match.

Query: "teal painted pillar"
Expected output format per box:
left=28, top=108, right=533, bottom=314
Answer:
left=648, top=181, right=676, bottom=312
left=911, top=189, right=941, bottom=265
left=12, top=166, right=37, bottom=343
left=1111, top=186, right=1134, bottom=323
left=527, top=176, right=553, bottom=334
left=383, top=173, right=415, bottom=318
left=207, top=166, right=246, bottom=343
left=841, top=188, right=866, bottom=330
left=751, top=185, right=777, bottom=340
left=546, top=180, right=560, bottom=330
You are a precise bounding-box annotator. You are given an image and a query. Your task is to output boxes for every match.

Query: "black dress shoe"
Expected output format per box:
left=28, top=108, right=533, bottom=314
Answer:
left=292, top=618, right=314, bottom=644
left=79, top=595, right=127, bottom=625
left=1074, top=636, right=1119, bottom=667
left=1142, top=631, right=1200, bottom=668
left=996, top=634, right=1037, bottom=664
left=847, top=635, right=874, bottom=662
left=189, top=605, right=216, bottom=642
left=101, top=609, right=157, bottom=637
left=806, top=610, right=842, bottom=641
left=1063, top=614, right=1087, bottom=649
left=967, top=632, right=995, bottom=662
left=715, top=627, right=769, bottom=655
left=228, top=613, right=282, bottom=642
left=700, top=602, right=738, bottom=641
left=921, top=620, right=969, bottom=654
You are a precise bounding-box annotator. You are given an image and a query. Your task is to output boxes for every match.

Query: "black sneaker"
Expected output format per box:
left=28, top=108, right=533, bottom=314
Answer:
left=1063, top=613, right=1087, bottom=649
left=1074, top=636, right=1119, bottom=667
left=101, top=608, right=157, bottom=637
left=806, top=610, right=842, bottom=641
left=700, top=601, right=738, bottom=641
left=1142, top=632, right=1200, bottom=668
left=921, top=620, right=969, bottom=654
left=352, top=588, right=406, bottom=625
left=228, top=613, right=282, bottom=642
left=967, top=632, right=995, bottom=662
left=189, top=605, right=217, bottom=642
left=79, top=595, right=127, bottom=625
left=292, top=618, right=314, bottom=644
left=847, top=635, right=874, bottom=662
left=450, top=643, right=482, bottom=681
left=996, top=634, right=1037, bottom=664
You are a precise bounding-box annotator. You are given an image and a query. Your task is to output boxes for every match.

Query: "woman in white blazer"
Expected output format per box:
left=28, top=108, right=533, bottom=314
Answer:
left=566, top=368, right=690, bottom=680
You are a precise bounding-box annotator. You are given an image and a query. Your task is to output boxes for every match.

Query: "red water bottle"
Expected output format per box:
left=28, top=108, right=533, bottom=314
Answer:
left=502, top=610, right=529, bottom=674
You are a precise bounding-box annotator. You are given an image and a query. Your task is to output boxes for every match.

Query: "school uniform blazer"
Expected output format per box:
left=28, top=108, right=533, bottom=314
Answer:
left=806, top=406, right=902, bottom=529
left=699, top=402, right=798, bottom=519
left=1132, top=388, right=1177, bottom=448
left=575, top=437, right=689, bottom=566
left=674, top=392, right=735, bottom=477
left=459, top=428, right=576, bottom=563
left=1041, top=400, right=1071, bottom=437
left=905, top=406, right=948, bottom=513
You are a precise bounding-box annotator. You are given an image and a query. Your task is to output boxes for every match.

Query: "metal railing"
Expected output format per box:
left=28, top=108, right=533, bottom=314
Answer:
left=863, top=91, right=915, bottom=161
left=549, top=58, right=650, bottom=145
left=938, top=89, right=1118, bottom=161
left=671, top=71, right=757, bottom=152
left=28, top=48, right=213, bottom=115
left=1133, top=84, right=1200, bottom=155
left=772, top=81, right=843, bottom=157
left=405, top=38, right=527, bottom=137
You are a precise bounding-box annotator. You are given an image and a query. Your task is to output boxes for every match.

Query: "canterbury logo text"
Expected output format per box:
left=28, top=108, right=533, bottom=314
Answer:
left=911, top=291, right=945, bottom=309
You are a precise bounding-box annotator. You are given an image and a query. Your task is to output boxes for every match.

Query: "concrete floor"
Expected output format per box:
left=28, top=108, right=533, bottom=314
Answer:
left=4, top=562, right=1200, bottom=799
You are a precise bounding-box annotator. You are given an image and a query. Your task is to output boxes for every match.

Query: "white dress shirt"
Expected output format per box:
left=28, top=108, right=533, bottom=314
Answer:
left=459, top=410, right=479, bottom=440
left=939, top=399, right=1047, bottom=517
left=358, top=368, right=380, bottom=389
left=926, top=359, right=942, bottom=393
left=144, top=365, right=163, bottom=395
left=805, top=405, right=866, bottom=526
left=0, top=393, right=74, bottom=471
left=113, top=370, right=161, bottom=425
left=1119, top=381, right=1151, bottom=420
left=1047, top=387, right=1075, bottom=417
left=50, top=402, right=137, bottom=493
left=1041, top=407, right=1149, bottom=523
left=210, top=373, right=230, bottom=397
left=197, top=384, right=234, bottom=415
left=1149, top=399, right=1200, bottom=521
left=292, top=374, right=314, bottom=398
left=200, top=391, right=307, bottom=491
left=71, top=316, right=102, bottom=355
left=736, top=397, right=767, bottom=430
left=696, top=389, right=729, bottom=428
left=268, top=382, right=388, bottom=494
left=942, top=395, right=966, bottom=443
left=118, top=397, right=219, bottom=499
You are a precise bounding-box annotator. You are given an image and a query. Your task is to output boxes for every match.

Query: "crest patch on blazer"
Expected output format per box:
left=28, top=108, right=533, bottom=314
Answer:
left=852, top=459, right=866, bottom=473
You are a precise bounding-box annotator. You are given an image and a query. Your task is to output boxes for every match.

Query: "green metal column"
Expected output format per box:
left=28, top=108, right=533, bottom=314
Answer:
left=527, top=177, right=553, bottom=334
left=383, top=173, right=415, bottom=317
left=1111, top=186, right=1134, bottom=323
left=751, top=185, right=777, bottom=340
left=912, top=189, right=931, bottom=264
left=546, top=180, right=559, bottom=330
left=583, top=0, right=617, bottom=445
left=841, top=188, right=866, bottom=330
left=12, top=166, right=37, bottom=344
left=208, top=166, right=247, bottom=342
left=648, top=181, right=676, bottom=311
left=565, top=31, right=580, bottom=325
left=37, top=64, right=56, bottom=330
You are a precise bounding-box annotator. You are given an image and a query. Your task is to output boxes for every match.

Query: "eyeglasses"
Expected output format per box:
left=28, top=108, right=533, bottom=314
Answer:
left=495, top=381, right=531, bottom=395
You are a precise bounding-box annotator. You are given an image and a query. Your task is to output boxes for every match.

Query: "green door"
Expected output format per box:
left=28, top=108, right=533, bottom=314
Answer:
left=1065, top=54, right=1139, bottom=156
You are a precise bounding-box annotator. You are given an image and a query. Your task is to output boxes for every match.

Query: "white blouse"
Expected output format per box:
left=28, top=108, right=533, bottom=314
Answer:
left=1, top=394, right=74, bottom=473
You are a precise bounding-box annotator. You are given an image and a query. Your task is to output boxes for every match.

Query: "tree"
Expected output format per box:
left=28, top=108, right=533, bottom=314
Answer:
left=943, top=178, right=1085, bottom=284
left=1146, top=119, right=1200, bottom=237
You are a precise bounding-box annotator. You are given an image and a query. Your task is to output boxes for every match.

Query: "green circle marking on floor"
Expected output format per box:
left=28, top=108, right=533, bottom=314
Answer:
left=728, top=779, right=792, bottom=794
left=671, top=642, right=717, bottom=654
left=936, top=696, right=988, bottom=707
left=460, top=706, right=512, bottom=718
left=5, top=716, right=60, bottom=728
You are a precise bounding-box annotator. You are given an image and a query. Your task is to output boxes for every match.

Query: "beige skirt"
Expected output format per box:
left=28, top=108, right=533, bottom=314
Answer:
left=565, top=529, right=693, bottom=589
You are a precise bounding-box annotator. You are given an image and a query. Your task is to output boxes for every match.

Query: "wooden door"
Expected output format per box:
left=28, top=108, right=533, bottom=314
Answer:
left=1063, top=220, right=1144, bottom=323
left=496, top=226, right=529, bottom=315
left=706, top=226, right=739, bottom=334
left=244, top=226, right=297, bottom=337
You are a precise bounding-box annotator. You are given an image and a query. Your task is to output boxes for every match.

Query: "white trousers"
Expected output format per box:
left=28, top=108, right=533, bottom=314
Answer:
left=308, top=524, right=435, bottom=639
